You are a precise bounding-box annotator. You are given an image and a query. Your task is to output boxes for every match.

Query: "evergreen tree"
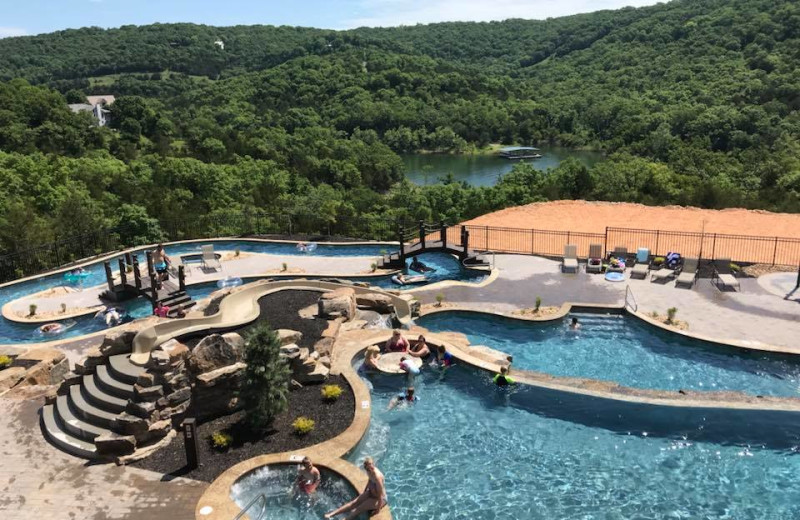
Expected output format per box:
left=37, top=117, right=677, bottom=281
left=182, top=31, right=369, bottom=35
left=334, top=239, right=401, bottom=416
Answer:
left=240, top=323, right=291, bottom=431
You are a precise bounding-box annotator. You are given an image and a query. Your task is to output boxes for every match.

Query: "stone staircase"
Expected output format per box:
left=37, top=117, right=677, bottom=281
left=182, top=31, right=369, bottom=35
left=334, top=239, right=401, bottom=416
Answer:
left=41, top=354, right=144, bottom=459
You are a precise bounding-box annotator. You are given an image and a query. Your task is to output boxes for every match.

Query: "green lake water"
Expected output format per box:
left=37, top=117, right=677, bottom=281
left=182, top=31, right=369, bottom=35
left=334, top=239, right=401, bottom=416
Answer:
left=403, top=145, right=604, bottom=187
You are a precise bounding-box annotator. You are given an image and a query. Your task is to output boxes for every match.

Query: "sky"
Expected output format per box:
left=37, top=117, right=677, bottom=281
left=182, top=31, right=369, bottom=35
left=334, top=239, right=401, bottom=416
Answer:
left=0, top=0, right=665, bottom=38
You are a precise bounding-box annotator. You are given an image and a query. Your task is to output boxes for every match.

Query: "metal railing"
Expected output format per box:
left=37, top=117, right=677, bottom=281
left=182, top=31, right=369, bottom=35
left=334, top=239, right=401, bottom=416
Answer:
left=233, top=493, right=267, bottom=520
left=625, top=285, right=638, bottom=312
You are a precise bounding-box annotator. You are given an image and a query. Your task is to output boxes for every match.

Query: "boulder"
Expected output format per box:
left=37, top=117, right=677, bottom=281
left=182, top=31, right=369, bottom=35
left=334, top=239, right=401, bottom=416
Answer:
left=13, top=348, right=65, bottom=367
left=356, top=293, right=395, bottom=314
left=166, top=387, right=191, bottom=406
left=195, top=362, right=246, bottom=388
left=295, top=362, right=330, bottom=384
left=155, top=339, right=190, bottom=366
left=0, top=367, right=26, bottom=392
left=95, top=432, right=136, bottom=456
left=188, top=333, right=243, bottom=374
left=134, top=384, right=164, bottom=402
left=23, top=357, right=69, bottom=386
left=318, top=355, right=331, bottom=368
left=162, top=371, right=190, bottom=393
left=318, top=288, right=356, bottom=321
left=279, top=344, right=301, bottom=360
left=48, top=358, right=70, bottom=385
left=112, top=412, right=149, bottom=437
left=313, top=337, right=335, bottom=357
left=146, top=419, right=172, bottom=440
left=147, top=350, right=171, bottom=372
left=126, top=400, right=157, bottom=420
left=98, top=330, right=137, bottom=357
left=276, top=329, right=303, bottom=346
left=136, top=372, right=156, bottom=387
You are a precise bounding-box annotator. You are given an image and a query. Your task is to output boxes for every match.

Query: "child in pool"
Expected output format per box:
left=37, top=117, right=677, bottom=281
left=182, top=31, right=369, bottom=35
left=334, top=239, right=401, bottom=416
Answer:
left=296, top=456, right=321, bottom=494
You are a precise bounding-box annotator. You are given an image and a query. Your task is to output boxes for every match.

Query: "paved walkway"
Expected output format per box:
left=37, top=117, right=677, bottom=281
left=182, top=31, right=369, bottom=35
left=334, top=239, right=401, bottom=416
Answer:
left=0, top=398, right=207, bottom=520
left=413, top=255, right=800, bottom=351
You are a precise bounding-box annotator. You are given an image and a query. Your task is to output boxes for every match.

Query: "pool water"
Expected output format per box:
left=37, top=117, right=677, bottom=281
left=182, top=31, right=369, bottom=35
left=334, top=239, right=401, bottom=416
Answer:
left=416, top=311, right=800, bottom=397
left=358, top=252, right=487, bottom=291
left=351, top=367, right=800, bottom=519
left=231, top=465, right=366, bottom=520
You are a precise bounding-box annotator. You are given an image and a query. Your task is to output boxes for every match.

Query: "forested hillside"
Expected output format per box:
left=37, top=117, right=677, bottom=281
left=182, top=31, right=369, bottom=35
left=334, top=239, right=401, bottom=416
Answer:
left=0, top=0, right=799, bottom=254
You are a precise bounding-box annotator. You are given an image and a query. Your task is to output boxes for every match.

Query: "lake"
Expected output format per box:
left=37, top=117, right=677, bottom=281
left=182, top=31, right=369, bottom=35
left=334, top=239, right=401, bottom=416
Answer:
left=403, top=145, right=604, bottom=187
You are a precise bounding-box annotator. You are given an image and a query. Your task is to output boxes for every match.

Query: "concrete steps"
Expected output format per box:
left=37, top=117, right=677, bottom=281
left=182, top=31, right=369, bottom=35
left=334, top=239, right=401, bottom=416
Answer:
left=42, top=354, right=147, bottom=460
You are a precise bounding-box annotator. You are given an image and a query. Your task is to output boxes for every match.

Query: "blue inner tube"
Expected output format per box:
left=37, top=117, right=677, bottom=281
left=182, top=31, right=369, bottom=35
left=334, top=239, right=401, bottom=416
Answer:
left=605, top=272, right=626, bottom=282
left=63, top=271, right=90, bottom=283
left=217, top=276, right=243, bottom=289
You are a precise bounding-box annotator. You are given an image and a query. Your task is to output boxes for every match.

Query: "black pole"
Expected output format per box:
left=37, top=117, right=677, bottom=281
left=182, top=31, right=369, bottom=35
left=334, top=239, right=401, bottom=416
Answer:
left=133, top=256, right=142, bottom=291
left=440, top=220, right=447, bottom=248
left=796, top=261, right=800, bottom=290
left=103, top=261, right=114, bottom=292
left=419, top=220, right=425, bottom=249
left=182, top=419, right=198, bottom=469
left=179, top=265, right=186, bottom=292
left=118, top=258, right=127, bottom=287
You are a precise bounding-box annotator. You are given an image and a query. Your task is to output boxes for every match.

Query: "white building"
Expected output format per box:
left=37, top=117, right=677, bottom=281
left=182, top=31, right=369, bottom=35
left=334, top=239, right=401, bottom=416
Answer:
left=68, top=95, right=115, bottom=127
left=214, top=39, right=224, bottom=50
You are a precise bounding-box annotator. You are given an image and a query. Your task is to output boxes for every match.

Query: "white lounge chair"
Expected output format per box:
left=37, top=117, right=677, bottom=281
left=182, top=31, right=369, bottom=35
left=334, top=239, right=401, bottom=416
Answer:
left=675, top=258, right=699, bottom=288
left=630, top=262, right=649, bottom=279
left=714, top=258, right=740, bottom=291
left=650, top=266, right=676, bottom=283
left=201, top=245, right=222, bottom=271
left=562, top=244, right=578, bottom=273
left=586, top=244, right=603, bottom=274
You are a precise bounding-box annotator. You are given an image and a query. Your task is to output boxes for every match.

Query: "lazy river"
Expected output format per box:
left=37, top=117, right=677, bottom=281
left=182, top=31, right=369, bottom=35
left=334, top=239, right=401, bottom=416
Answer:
left=350, top=367, right=800, bottom=519
left=417, top=311, right=800, bottom=397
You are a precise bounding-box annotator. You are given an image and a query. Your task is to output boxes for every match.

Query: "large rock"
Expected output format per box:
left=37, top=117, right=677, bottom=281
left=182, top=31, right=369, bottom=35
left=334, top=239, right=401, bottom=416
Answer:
left=134, top=384, right=164, bottom=402
left=276, top=329, right=303, bottom=346
left=112, top=412, right=149, bottom=437
left=146, top=350, right=171, bottom=372
left=318, top=288, right=356, bottom=321
left=355, top=293, right=395, bottom=314
left=74, top=348, right=104, bottom=375
left=295, top=362, right=330, bottom=384
left=313, top=337, right=335, bottom=357
left=155, top=339, right=190, bottom=366
left=98, top=330, right=137, bottom=357
left=0, top=367, right=25, bottom=392
left=195, top=362, right=246, bottom=388
left=13, top=348, right=65, bottom=367
left=188, top=333, right=243, bottom=374
left=95, top=432, right=136, bottom=456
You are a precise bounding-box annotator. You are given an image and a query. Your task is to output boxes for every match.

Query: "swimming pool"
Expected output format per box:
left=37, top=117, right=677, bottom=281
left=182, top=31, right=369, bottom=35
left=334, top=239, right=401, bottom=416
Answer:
left=416, top=311, right=800, bottom=397
left=355, top=252, right=487, bottom=291
left=351, top=367, right=800, bottom=519
left=231, top=465, right=365, bottom=520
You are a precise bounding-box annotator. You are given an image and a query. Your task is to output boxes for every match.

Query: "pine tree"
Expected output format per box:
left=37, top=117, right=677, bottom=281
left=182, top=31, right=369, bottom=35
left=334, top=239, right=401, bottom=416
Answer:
left=240, top=323, right=291, bottom=432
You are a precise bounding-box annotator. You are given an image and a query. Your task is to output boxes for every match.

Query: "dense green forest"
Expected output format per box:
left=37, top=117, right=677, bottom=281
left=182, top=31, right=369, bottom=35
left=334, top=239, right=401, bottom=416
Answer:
left=1, top=0, right=800, bottom=253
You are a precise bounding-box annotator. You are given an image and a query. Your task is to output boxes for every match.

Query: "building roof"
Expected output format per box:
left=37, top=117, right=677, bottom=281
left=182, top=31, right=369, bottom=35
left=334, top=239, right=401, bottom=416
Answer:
left=86, top=95, right=116, bottom=107
left=68, top=103, right=93, bottom=113
left=499, top=146, right=540, bottom=152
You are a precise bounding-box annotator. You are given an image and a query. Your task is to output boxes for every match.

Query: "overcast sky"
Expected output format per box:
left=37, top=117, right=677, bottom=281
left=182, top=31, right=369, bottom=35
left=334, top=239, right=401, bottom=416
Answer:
left=0, top=0, right=666, bottom=38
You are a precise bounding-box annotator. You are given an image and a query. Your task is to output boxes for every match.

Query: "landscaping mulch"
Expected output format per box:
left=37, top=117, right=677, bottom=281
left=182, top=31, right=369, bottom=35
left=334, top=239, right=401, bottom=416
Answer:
left=130, top=374, right=355, bottom=482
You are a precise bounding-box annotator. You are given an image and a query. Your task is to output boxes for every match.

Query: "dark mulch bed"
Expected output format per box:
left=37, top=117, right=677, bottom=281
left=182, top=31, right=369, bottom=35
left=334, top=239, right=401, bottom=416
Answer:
left=184, top=289, right=327, bottom=349
left=130, top=374, right=355, bottom=482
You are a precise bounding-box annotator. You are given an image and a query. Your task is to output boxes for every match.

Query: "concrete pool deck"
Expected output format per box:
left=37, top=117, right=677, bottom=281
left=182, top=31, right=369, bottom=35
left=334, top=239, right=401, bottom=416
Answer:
left=412, top=255, right=800, bottom=354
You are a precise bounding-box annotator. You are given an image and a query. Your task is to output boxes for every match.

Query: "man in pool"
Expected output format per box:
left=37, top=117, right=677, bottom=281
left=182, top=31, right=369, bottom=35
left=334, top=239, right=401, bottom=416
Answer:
left=493, top=366, right=515, bottom=387
left=325, top=457, right=386, bottom=519
left=295, top=456, right=321, bottom=494
left=570, top=317, right=581, bottom=330
left=153, top=244, right=171, bottom=282
left=387, top=387, right=419, bottom=410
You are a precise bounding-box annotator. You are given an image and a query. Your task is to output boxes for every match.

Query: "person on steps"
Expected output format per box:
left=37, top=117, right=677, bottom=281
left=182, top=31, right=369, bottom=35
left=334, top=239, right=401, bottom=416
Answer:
left=325, top=457, right=387, bottom=519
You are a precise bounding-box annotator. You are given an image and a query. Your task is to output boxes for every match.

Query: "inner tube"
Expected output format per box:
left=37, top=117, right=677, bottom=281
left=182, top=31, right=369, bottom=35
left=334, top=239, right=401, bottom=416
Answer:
left=36, top=320, right=76, bottom=336
left=404, top=275, right=428, bottom=285
left=296, top=242, right=318, bottom=253
left=217, top=276, right=243, bottom=289
left=63, top=271, right=90, bottom=284
left=391, top=275, right=405, bottom=286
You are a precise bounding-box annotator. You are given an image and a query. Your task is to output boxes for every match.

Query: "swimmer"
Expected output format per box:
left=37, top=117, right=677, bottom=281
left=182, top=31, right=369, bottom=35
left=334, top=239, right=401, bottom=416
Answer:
left=296, top=456, right=321, bottom=494
left=364, top=345, right=381, bottom=370
left=409, top=258, right=432, bottom=273
left=39, top=323, right=63, bottom=334
left=104, top=308, right=122, bottom=327
left=153, top=244, right=171, bottom=282
left=570, top=317, right=581, bottom=330
left=408, top=335, right=431, bottom=359
left=325, top=457, right=386, bottom=519
left=384, top=329, right=409, bottom=353
left=492, top=366, right=515, bottom=387
left=388, top=387, right=419, bottom=410
left=153, top=302, right=170, bottom=318
left=70, top=267, right=85, bottom=275
left=432, top=344, right=453, bottom=368
left=391, top=273, right=406, bottom=285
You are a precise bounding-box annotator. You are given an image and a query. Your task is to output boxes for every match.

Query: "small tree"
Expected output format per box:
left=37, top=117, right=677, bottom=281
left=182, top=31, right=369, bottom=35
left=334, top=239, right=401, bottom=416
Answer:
left=535, top=296, right=542, bottom=312
left=281, top=262, right=288, bottom=272
left=29, top=304, right=37, bottom=316
left=435, top=293, right=445, bottom=307
left=666, top=307, right=678, bottom=324
left=239, top=324, right=291, bottom=432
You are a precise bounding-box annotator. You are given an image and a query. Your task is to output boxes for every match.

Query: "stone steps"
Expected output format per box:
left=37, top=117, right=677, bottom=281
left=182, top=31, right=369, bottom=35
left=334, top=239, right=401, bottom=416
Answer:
left=82, top=375, right=128, bottom=413
left=68, top=385, right=116, bottom=428
left=108, top=354, right=145, bottom=384
left=56, top=395, right=107, bottom=440
left=41, top=405, right=97, bottom=459
left=96, top=365, right=135, bottom=399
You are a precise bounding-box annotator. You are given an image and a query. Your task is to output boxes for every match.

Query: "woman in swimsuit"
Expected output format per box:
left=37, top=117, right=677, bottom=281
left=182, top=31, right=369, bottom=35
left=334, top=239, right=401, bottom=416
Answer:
left=325, top=457, right=386, bottom=519
left=408, top=335, right=430, bottom=359
left=384, top=330, right=409, bottom=353
left=363, top=345, right=381, bottom=370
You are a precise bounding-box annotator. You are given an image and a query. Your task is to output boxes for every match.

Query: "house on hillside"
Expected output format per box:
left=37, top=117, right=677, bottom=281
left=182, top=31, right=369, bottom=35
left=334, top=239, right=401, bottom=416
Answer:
left=214, top=39, right=224, bottom=50
left=68, top=95, right=116, bottom=127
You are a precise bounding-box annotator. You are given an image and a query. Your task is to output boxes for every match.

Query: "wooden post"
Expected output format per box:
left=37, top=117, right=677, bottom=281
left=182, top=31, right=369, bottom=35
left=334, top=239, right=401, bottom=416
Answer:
left=125, top=252, right=133, bottom=265
left=103, top=261, right=114, bottom=292
left=118, top=258, right=127, bottom=287
left=133, top=256, right=142, bottom=291
left=397, top=223, right=405, bottom=262
left=604, top=227, right=609, bottom=257
left=178, top=265, right=186, bottom=292
left=182, top=419, right=198, bottom=469
left=440, top=221, right=447, bottom=248
left=145, top=251, right=155, bottom=279
left=463, top=230, right=470, bottom=261
left=419, top=220, right=425, bottom=250
left=150, top=272, right=159, bottom=304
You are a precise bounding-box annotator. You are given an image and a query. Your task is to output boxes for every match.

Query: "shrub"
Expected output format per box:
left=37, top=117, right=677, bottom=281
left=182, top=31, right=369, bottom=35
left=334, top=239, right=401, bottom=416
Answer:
left=28, top=304, right=37, bottom=316
left=435, top=293, right=445, bottom=307
left=292, top=416, right=315, bottom=435
left=0, top=355, right=11, bottom=369
left=535, top=296, right=542, bottom=312
left=281, top=262, right=288, bottom=272
left=666, top=307, right=678, bottom=324
left=14, top=268, right=24, bottom=279
left=210, top=431, right=233, bottom=451
left=239, top=324, right=291, bottom=432
left=321, top=384, right=343, bottom=402
left=234, top=247, right=241, bottom=258
left=60, top=303, right=67, bottom=314
left=653, top=257, right=665, bottom=265
left=370, top=262, right=377, bottom=272
left=730, top=263, right=741, bottom=273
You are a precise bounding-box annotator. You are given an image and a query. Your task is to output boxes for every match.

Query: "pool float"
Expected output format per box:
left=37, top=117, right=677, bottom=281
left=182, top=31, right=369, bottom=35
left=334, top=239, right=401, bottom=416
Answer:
left=409, top=260, right=434, bottom=273
left=36, top=320, right=76, bottom=336
left=217, top=276, right=243, bottom=289
left=391, top=274, right=428, bottom=286
left=95, top=307, right=126, bottom=327
left=63, top=270, right=90, bottom=284
left=296, top=242, right=318, bottom=254
left=605, top=272, right=626, bottom=282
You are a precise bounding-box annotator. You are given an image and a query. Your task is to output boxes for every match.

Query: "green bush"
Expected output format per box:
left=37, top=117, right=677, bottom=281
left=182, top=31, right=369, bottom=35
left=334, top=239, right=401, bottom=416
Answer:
left=28, top=304, right=37, bottom=316
left=210, top=431, right=233, bottom=450
left=239, top=324, right=291, bottom=432
left=653, top=257, right=665, bottom=265
left=0, top=355, right=12, bottom=369
left=281, top=262, right=288, bottom=272
left=535, top=296, right=542, bottom=312
left=292, top=416, right=315, bottom=435
left=667, top=307, right=678, bottom=324
left=321, top=384, right=343, bottom=402
left=435, top=293, right=445, bottom=306
left=730, top=263, right=741, bottom=273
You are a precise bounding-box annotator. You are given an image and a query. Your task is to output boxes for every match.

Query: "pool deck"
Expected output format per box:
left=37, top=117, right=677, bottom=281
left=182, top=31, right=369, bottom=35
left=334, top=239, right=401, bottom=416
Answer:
left=411, top=255, right=800, bottom=354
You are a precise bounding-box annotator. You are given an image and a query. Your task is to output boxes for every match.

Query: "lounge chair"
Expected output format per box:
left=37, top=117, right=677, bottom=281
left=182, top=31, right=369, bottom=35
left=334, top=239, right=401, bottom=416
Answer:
left=562, top=244, right=578, bottom=273
left=586, top=244, right=603, bottom=274
left=201, top=245, right=222, bottom=271
left=650, top=266, right=676, bottom=283
left=714, top=258, right=740, bottom=291
left=675, top=257, right=699, bottom=288
left=630, top=262, right=649, bottom=279
left=613, top=246, right=628, bottom=260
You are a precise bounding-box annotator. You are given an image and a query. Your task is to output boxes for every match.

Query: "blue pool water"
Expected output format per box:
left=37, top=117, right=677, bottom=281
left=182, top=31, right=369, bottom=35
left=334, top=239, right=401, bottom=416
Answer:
left=417, top=311, right=800, bottom=397
left=359, top=252, right=487, bottom=291
left=351, top=367, right=800, bottom=519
